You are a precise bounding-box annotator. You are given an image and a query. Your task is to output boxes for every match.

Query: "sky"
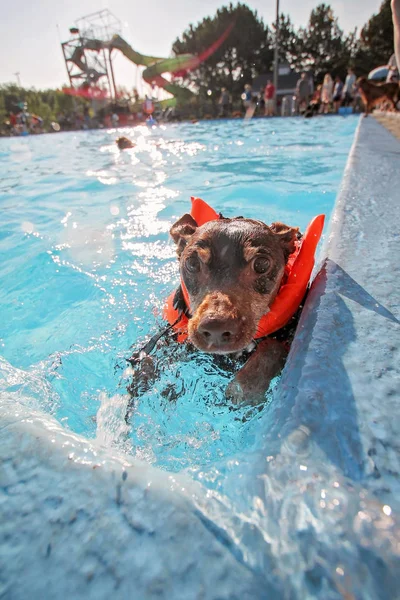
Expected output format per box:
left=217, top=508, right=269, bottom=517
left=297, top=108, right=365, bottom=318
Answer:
left=0, top=0, right=383, bottom=91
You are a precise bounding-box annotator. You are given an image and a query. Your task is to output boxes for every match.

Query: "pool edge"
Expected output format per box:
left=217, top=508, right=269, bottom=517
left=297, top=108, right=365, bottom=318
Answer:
left=270, top=114, right=400, bottom=482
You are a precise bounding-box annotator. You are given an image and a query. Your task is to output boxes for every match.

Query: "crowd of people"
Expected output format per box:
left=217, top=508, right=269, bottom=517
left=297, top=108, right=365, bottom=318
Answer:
left=216, top=52, right=399, bottom=120
left=2, top=94, right=161, bottom=137
left=304, top=56, right=398, bottom=117
left=297, top=68, right=361, bottom=117
left=218, top=80, right=277, bottom=118
left=4, top=102, right=45, bottom=135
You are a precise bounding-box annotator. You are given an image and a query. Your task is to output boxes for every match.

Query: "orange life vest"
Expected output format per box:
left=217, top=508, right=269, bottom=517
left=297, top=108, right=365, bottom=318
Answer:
left=163, top=197, right=325, bottom=342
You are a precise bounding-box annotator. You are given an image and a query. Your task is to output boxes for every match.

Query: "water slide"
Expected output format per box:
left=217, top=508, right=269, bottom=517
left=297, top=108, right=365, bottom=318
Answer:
left=111, top=35, right=197, bottom=104
left=66, top=25, right=233, bottom=105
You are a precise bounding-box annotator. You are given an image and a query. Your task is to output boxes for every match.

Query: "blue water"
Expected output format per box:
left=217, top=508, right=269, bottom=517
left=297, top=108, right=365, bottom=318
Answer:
left=0, top=117, right=357, bottom=473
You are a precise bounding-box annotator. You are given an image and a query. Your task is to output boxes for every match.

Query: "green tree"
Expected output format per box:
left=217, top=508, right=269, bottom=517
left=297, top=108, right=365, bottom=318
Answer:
left=271, top=14, right=299, bottom=67
left=0, top=92, right=5, bottom=124
left=0, top=84, right=88, bottom=129
left=290, top=4, right=352, bottom=80
left=353, top=0, right=394, bottom=75
left=172, top=3, right=273, bottom=101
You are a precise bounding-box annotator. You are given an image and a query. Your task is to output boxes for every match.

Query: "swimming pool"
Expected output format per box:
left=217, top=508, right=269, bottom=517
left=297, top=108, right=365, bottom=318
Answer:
left=2, top=116, right=400, bottom=599
left=0, top=117, right=357, bottom=475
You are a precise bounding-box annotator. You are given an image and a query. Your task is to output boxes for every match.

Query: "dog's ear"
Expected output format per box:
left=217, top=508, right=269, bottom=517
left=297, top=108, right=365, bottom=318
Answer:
left=270, top=222, right=300, bottom=261
left=170, top=214, right=197, bottom=257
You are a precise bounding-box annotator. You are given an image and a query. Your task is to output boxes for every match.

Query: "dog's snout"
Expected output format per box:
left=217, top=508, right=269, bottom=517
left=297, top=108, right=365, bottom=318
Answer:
left=198, top=317, right=239, bottom=346
left=188, top=290, right=257, bottom=353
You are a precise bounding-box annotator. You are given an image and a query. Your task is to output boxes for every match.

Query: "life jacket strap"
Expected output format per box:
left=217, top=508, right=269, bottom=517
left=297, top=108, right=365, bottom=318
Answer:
left=127, top=315, right=182, bottom=365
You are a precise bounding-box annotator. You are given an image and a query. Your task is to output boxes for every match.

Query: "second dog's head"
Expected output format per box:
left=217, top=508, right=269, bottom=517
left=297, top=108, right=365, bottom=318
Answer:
left=116, top=136, right=135, bottom=150
left=170, top=214, right=299, bottom=354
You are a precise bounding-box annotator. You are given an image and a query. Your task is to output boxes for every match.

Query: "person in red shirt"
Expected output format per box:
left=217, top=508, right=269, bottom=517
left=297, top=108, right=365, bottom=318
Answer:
left=264, top=80, right=276, bottom=116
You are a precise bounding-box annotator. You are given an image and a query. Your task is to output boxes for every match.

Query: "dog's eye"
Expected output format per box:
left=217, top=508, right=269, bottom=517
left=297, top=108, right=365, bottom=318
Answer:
left=253, top=256, right=270, bottom=274
left=185, top=255, right=200, bottom=273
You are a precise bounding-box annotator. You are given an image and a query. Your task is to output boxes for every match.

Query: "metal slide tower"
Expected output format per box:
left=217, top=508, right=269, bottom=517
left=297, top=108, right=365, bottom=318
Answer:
left=61, top=9, right=122, bottom=99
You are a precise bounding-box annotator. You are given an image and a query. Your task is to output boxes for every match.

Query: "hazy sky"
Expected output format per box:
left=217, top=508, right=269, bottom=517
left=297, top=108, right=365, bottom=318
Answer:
left=1, top=0, right=383, bottom=90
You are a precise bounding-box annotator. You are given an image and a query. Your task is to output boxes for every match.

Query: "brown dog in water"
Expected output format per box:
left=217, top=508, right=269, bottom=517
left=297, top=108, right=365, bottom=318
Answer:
left=356, top=77, right=400, bottom=115
left=116, top=136, right=135, bottom=150
left=168, top=214, right=301, bottom=403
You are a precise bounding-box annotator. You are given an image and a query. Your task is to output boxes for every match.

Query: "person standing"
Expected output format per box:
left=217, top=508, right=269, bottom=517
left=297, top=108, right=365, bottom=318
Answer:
left=307, top=72, right=315, bottom=96
left=258, top=88, right=265, bottom=113
left=143, top=96, right=154, bottom=116
left=332, top=76, right=344, bottom=113
left=264, top=80, right=276, bottom=116
left=295, top=73, right=310, bottom=114
left=243, top=84, right=253, bottom=108
left=218, top=88, right=230, bottom=118
left=9, top=112, right=17, bottom=135
left=111, top=112, right=119, bottom=127
left=320, top=73, right=333, bottom=114
left=386, top=53, right=399, bottom=82
left=242, top=84, right=256, bottom=118
left=83, top=105, right=90, bottom=129
left=342, top=68, right=356, bottom=107
left=392, top=0, right=400, bottom=70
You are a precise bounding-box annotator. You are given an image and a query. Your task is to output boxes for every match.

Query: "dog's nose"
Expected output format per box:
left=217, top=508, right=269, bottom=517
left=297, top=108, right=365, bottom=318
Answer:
left=198, top=317, right=239, bottom=346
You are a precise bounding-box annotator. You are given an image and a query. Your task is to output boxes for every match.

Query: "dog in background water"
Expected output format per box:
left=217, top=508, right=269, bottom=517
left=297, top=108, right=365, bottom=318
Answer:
left=116, top=136, right=135, bottom=150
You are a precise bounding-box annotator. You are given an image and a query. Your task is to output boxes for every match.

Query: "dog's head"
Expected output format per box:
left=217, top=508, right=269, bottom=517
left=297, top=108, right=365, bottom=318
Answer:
left=170, top=215, right=299, bottom=354
left=356, top=76, right=367, bottom=90
left=116, top=136, right=134, bottom=150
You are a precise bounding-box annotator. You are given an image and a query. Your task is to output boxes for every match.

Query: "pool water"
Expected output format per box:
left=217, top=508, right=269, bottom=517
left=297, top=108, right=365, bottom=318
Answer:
left=0, top=117, right=358, bottom=476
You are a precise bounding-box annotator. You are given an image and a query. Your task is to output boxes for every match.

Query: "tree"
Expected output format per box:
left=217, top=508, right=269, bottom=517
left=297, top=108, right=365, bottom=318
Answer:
left=289, top=4, right=352, bottom=80
left=353, top=0, right=394, bottom=75
left=0, top=84, right=88, bottom=128
left=271, top=14, right=298, bottom=67
left=172, top=3, right=273, bottom=101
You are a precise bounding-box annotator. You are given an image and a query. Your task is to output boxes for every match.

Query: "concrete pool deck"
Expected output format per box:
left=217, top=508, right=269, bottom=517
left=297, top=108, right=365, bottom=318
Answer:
left=1, top=116, right=399, bottom=599
left=374, top=110, right=400, bottom=141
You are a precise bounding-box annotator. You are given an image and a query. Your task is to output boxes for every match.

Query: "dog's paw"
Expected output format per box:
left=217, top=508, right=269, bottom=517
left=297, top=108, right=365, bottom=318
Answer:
left=225, top=380, right=245, bottom=405
left=127, top=355, right=157, bottom=397
left=225, top=379, right=267, bottom=405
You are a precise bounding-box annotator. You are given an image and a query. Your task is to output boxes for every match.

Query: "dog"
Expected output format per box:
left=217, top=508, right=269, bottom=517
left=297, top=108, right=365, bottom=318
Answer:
left=356, top=77, right=400, bottom=115
left=116, top=136, right=135, bottom=150
left=304, top=100, right=321, bottom=119
left=128, top=214, right=302, bottom=405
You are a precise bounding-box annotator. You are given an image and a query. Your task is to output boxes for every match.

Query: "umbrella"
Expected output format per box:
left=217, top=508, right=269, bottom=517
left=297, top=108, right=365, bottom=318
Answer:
left=368, top=65, right=389, bottom=80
